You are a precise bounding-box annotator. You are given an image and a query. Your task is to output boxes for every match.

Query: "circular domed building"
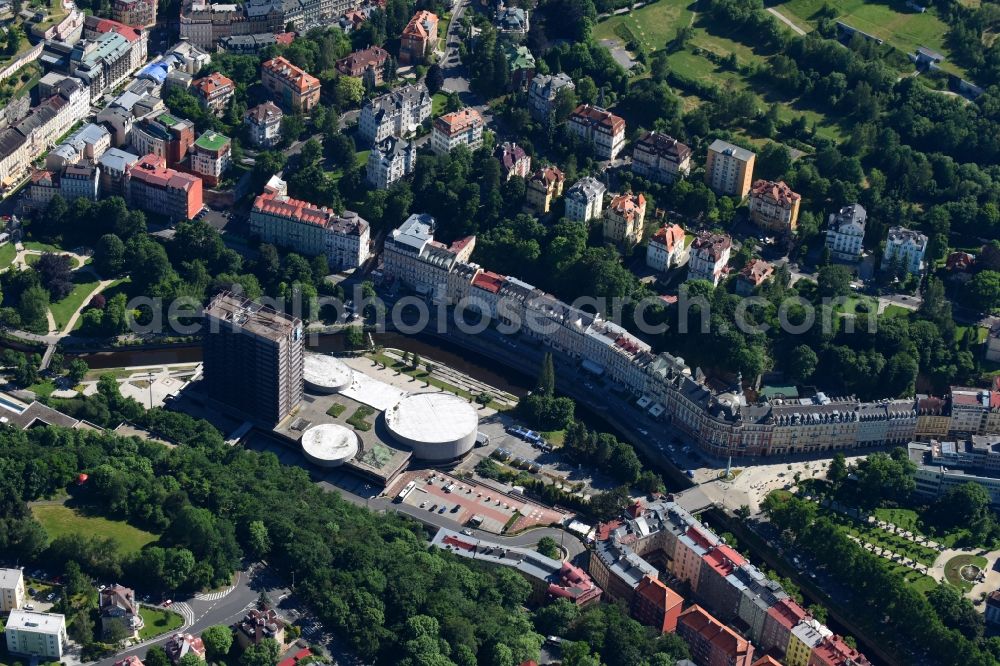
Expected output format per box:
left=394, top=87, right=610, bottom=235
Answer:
left=301, top=423, right=360, bottom=467
left=303, top=353, right=353, bottom=394
left=384, top=393, right=478, bottom=462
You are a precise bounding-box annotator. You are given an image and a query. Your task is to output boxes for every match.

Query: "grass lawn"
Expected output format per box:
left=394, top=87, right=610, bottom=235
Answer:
left=823, top=507, right=939, bottom=565
left=873, top=507, right=920, bottom=530
left=882, top=304, right=912, bottom=319
left=50, top=276, right=100, bottom=330
left=371, top=352, right=514, bottom=409
left=346, top=406, right=375, bottom=431
left=326, top=402, right=346, bottom=417
left=26, top=379, right=57, bottom=398
left=23, top=241, right=65, bottom=253
left=775, top=0, right=963, bottom=74
left=138, top=606, right=184, bottom=641
left=944, top=554, right=988, bottom=591
left=593, top=0, right=695, bottom=54
left=31, top=503, right=158, bottom=556
left=329, top=150, right=371, bottom=185
left=0, top=243, right=16, bottom=271
left=539, top=429, right=566, bottom=446
left=432, top=92, right=450, bottom=116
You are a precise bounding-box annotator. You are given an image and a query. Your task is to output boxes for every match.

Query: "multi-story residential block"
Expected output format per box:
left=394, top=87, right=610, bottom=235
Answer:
left=0, top=79, right=89, bottom=194
left=99, top=585, right=143, bottom=637
left=164, top=633, right=207, bottom=665
left=646, top=223, right=685, bottom=273
left=496, top=2, right=528, bottom=34
left=202, top=292, right=304, bottom=425
left=336, top=46, right=389, bottom=87
left=881, top=225, right=927, bottom=275
left=179, top=0, right=354, bottom=47
left=112, top=0, right=157, bottom=27
left=526, top=166, right=565, bottom=214
left=632, top=131, right=691, bottom=183
left=825, top=203, right=866, bottom=261
left=189, top=131, right=231, bottom=187
left=383, top=214, right=475, bottom=301
left=245, top=102, right=283, bottom=149
left=366, top=136, right=416, bottom=189
left=98, top=147, right=139, bottom=195
left=688, top=232, right=732, bottom=286
left=603, top=192, right=645, bottom=245
left=250, top=178, right=370, bottom=271
left=677, top=605, right=755, bottom=666
left=760, top=598, right=807, bottom=656
left=786, top=618, right=831, bottom=666
left=61, top=163, right=100, bottom=202
left=262, top=56, right=321, bottom=112
left=431, top=108, right=484, bottom=155
left=493, top=142, right=531, bottom=180
left=736, top=258, right=774, bottom=295
left=82, top=16, right=148, bottom=74
left=124, top=154, right=204, bottom=221
left=219, top=33, right=278, bottom=54
left=68, top=31, right=138, bottom=101
left=564, top=176, right=605, bottom=222
left=567, top=104, right=625, bottom=160
left=528, top=72, right=574, bottom=120
left=749, top=180, right=801, bottom=234
left=46, top=123, right=111, bottom=171
left=705, top=139, right=755, bottom=198
left=808, top=635, right=872, bottom=666
left=235, top=607, right=284, bottom=649
left=908, top=438, right=1000, bottom=504
left=358, top=83, right=432, bottom=144
left=630, top=575, right=683, bottom=634
left=192, top=72, right=235, bottom=115
left=21, top=170, right=61, bottom=213
left=0, top=568, right=26, bottom=612
left=399, top=10, right=437, bottom=65
left=5, top=610, right=67, bottom=659
left=131, top=111, right=195, bottom=166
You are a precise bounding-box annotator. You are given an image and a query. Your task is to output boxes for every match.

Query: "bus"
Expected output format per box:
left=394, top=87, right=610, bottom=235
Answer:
left=395, top=480, right=416, bottom=502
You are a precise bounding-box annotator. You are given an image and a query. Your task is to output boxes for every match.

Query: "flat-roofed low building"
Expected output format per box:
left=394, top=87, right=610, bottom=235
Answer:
left=0, top=567, right=26, bottom=612
left=5, top=610, right=67, bottom=659
left=431, top=108, right=484, bottom=155
left=632, top=131, right=691, bottom=183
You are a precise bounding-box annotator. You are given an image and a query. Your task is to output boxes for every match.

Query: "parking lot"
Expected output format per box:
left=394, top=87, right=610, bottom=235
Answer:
left=392, top=470, right=570, bottom=533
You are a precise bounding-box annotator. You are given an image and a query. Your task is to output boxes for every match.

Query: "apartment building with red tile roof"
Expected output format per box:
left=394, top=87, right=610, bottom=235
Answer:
left=630, top=575, right=684, bottom=633
left=737, top=259, right=774, bottom=295
left=192, top=72, right=235, bottom=116
left=647, top=223, right=685, bottom=272
left=262, top=57, right=321, bottom=112
left=399, top=10, right=437, bottom=64
left=751, top=657, right=784, bottom=666
left=124, top=154, right=203, bottom=221
left=431, top=108, right=484, bottom=154
left=526, top=165, right=564, bottom=214
left=677, top=605, right=755, bottom=666
left=760, top=598, right=807, bottom=655
left=749, top=180, right=801, bottom=234
left=807, top=636, right=871, bottom=666
left=603, top=192, right=645, bottom=245
left=567, top=104, right=625, bottom=160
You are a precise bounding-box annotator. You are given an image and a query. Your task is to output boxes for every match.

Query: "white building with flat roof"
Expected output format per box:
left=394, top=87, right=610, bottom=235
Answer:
left=0, top=568, right=26, bottom=612
left=5, top=610, right=67, bottom=659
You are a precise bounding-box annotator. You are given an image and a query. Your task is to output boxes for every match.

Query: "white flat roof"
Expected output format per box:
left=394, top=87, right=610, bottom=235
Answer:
left=0, top=567, right=23, bottom=588
left=301, top=423, right=358, bottom=462
left=6, top=610, right=65, bottom=632
left=340, top=370, right=407, bottom=411
left=385, top=393, right=478, bottom=444
left=304, top=353, right=353, bottom=390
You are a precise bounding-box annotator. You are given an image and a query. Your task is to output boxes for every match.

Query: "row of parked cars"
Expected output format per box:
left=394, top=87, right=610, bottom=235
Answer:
left=506, top=425, right=552, bottom=452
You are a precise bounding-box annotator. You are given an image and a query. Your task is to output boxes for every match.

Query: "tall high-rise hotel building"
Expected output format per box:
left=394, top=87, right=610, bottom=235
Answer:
left=203, top=292, right=304, bottom=424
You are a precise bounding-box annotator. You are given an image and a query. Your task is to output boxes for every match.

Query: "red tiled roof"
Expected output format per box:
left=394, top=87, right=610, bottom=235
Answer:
left=472, top=271, right=505, bottom=294
left=570, top=104, right=625, bottom=133
left=89, top=16, right=142, bottom=41
left=809, top=635, right=870, bottom=666
left=634, top=575, right=683, bottom=612
left=596, top=519, right=623, bottom=541
left=703, top=544, right=747, bottom=577
left=751, top=179, right=801, bottom=207
left=263, top=56, right=320, bottom=94
left=529, top=165, right=564, bottom=186
left=608, top=193, right=645, bottom=221
left=435, top=108, right=483, bottom=135
left=678, top=605, right=752, bottom=659
left=274, top=32, right=295, bottom=45
left=403, top=10, right=438, bottom=38
left=767, top=598, right=807, bottom=630
left=128, top=154, right=200, bottom=192
left=253, top=190, right=363, bottom=233
left=751, top=657, right=783, bottom=666
left=193, top=72, right=234, bottom=97
left=651, top=224, right=684, bottom=252
left=739, top=259, right=774, bottom=285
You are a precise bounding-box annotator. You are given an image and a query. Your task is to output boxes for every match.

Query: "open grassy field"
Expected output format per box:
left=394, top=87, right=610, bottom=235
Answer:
left=50, top=276, right=100, bottom=330
left=593, top=0, right=695, bottom=53
left=31, top=503, right=158, bottom=555
left=0, top=243, right=16, bottom=271
left=775, top=0, right=963, bottom=74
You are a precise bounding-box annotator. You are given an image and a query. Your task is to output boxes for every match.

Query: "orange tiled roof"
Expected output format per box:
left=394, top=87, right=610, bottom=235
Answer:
left=751, top=179, right=800, bottom=207
left=651, top=224, right=684, bottom=252
left=262, top=56, right=320, bottom=94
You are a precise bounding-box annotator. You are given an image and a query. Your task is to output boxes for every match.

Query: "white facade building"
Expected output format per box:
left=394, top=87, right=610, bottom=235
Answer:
left=687, top=232, right=731, bottom=286
left=431, top=109, right=484, bottom=155
left=366, top=136, right=416, bottom=189
left=826, top=203, right=866, bottom=261
left=882, top=225, right=927, bottom=275
left=646, top=224, right=685, bottom=273
left=358, top=83, right=432, bottom=145
left=5, top=610, right=67, bottom=659
left=0, top=568, right=26, bottom=612
left=564, top=176, right=605, bottom=223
